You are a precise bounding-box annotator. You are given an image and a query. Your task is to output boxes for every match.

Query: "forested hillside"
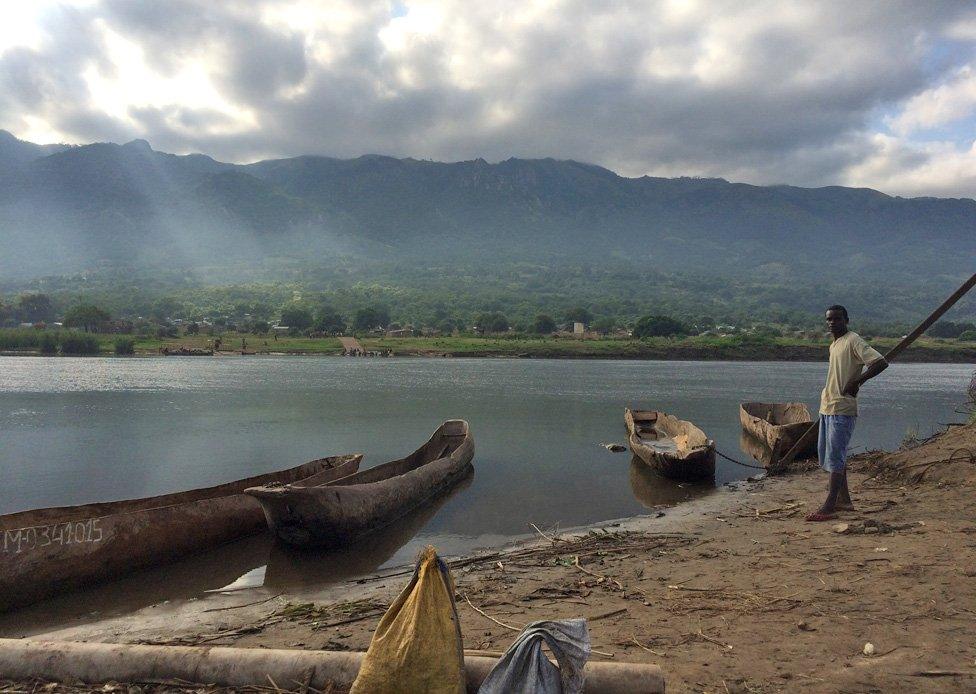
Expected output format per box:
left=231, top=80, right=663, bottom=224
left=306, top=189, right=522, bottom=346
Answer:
left=1, top=131, right=973, bottom=326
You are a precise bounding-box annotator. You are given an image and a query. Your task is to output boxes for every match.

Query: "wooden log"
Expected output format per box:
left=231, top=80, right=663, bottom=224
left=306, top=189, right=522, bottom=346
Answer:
left=0, top=639, right=666, bottom=694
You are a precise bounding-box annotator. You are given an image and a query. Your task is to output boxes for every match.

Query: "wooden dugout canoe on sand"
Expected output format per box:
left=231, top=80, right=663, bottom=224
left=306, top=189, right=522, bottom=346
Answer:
left=246, top=420, right=474, bottom=549
left=0, top=454, right=361, bottom=613
left=625, top=408, right=715, bottom=481
left=739, top=402, right=818, bottom=461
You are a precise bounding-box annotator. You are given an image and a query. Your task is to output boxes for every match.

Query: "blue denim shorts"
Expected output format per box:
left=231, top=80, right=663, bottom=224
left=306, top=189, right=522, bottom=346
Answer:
left=818, top=414, right=856, bottom=473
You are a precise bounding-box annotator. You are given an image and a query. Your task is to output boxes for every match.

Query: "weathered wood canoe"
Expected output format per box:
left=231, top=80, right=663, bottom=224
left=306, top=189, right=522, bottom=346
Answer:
left=739, top=402, right=818, bottom=459
left=246, top=420, right=474, bottom=549
left=0, top=454, right=361, bottom=613
left=625, top=408, right=715, bottom=481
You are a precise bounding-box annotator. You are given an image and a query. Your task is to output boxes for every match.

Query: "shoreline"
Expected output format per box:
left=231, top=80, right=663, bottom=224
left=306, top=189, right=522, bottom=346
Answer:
left=11, top=420, right=976, bottom=692
left=3, top=346, right=975, bottom=363
left=4, top=329, right=976, bottom=363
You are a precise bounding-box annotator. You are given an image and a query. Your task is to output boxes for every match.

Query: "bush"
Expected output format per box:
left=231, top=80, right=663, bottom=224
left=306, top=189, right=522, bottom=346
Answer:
left=154, top=324, right=178, bottom=339
left=959, top=330, right=976, bottom=342
left=353, top=306, right=391, bottom=332
left=63, top=304, right=111, bottom=332
left=281, top=306, right=314, bottom=331
left=592, top=317, right=616, bottom=335
left=114, top=337, right=135, bottom=355
left=532, top=314, right=557, bottom=334
left=928, top=320, right=976, bottom=339
left=475, top=311, right=509, bottom=333
left=0, top=329, right=40, bottom=350
left=563, top=306, right=593, bottom=326
left=60, top=333, right=100, bottom=355
left=633, top=315, right=686, bottom=338
left=39, top=332, right=58, bottom=355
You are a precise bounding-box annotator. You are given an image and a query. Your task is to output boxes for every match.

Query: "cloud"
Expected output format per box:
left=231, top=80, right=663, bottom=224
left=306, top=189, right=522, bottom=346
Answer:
left=1, top=0, right=975, bottom=197
left=887, top=65, right=976, bottom=135
left=843, top=134, right=976, bottom=198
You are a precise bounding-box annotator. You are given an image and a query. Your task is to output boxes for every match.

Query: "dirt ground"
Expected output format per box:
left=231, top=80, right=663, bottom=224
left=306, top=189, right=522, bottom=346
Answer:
left=11, top=421, right=976, bottom=693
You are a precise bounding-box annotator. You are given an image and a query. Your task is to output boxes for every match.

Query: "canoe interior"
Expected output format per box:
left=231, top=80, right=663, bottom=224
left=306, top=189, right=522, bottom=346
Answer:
left=0, top=454, right=363, bottom=530
left=245, top=420, right=474, bottom=550
left=740, top=402, right=813, bottom=427
left=319, top=419, right=470, bottom=488
left=628, top=409, right=712, bottom=458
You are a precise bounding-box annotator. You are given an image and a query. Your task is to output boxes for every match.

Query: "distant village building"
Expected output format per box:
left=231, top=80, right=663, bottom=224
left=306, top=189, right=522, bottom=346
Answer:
left=385, top=324, right=415, bottom=337
left=573, top=322, right=585, bottom=336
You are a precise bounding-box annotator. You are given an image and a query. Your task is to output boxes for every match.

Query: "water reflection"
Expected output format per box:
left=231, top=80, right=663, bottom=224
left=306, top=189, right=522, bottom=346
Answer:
left=0, top=532, right=271, bottom=637
left=264, top=471, right=473, bottom=589
left=739, top=431, right=776, bottom=468
left=1, top=474, right=476, bottom=634
left=628, top=457, right=713, bottom=509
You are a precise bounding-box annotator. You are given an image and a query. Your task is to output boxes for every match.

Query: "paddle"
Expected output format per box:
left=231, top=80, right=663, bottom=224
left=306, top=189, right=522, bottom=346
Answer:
left=772, top=272, right=976, bottom=469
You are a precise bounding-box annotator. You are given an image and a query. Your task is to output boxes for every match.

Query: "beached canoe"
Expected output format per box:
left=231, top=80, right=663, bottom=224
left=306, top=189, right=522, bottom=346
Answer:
left=625, top=408, right=715, bottom=481
left=0, top=454, right=361, bottom=613
left=739, top=402, right=817, bottom=460
left=246, top=420, right=474, bottom=549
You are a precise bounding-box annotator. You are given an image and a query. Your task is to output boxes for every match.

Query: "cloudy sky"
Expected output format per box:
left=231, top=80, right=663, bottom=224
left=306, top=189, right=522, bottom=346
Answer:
left=2, top=1, right=975, bottom=197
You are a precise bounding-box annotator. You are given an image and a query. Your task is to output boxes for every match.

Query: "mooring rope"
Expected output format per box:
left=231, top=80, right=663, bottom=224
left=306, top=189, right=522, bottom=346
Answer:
left=714, top=448, right=767, bottom=470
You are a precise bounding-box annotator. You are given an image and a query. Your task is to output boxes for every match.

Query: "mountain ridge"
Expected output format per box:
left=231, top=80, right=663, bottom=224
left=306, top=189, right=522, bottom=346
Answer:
left=0, top=131, right=973, bottom=293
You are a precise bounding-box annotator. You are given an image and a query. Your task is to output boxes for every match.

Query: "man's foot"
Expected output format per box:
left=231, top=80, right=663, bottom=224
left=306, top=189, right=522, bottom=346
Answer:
left=805, top=511, right=838, bottom=522
left=835, top=503, right=855, bottom=512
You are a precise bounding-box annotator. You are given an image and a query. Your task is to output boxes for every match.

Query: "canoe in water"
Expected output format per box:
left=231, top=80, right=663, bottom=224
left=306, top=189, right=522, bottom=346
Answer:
left=625, top=408, right=715, bottom=481
left=246, top=420, right=474, bottom=549
left=739, top=402, right=817, bottom=461
left=0, top=454, right=361, bottom=613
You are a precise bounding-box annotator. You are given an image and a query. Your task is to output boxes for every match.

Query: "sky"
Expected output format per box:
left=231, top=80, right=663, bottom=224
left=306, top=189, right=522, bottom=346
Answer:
left=1, top=0, right=975, bottom=198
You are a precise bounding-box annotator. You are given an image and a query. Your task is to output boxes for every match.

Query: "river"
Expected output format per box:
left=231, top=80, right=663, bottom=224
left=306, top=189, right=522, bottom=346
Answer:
left=0, top=356, right=971, bottom=626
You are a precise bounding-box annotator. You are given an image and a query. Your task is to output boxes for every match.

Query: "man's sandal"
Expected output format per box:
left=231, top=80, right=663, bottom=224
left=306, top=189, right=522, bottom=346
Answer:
left=805, top=512, right=837, bottom=522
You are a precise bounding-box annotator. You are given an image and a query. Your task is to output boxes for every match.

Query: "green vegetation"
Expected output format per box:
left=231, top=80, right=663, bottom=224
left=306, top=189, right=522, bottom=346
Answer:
left=533, top=314, right=556, bottom=334
left=633, top=315, right=686, bottom=338
left=63, top=303, right=111, bottom=332
left=0, top=329, right=101, bottom=355
left=5, top=328, right=973, bottom=362
left=114, top=337, right=135, bottom=355
left=60, top=333, right=100, bottom=355
left=353, top=306, right=390, bottom=332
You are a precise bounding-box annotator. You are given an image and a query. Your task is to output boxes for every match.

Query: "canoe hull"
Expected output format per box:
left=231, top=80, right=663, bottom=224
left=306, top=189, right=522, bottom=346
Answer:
left=247, top=421, right=474, bottom=549
left=625, top=409, right=715, bottom=482
left=0, top=455, right=361, bottom=613
left=739, top=402, right=817, bottom=461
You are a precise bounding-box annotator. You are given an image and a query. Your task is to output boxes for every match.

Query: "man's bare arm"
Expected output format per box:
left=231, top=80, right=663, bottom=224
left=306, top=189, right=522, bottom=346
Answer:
left=843, top=358, right=888, bottom=397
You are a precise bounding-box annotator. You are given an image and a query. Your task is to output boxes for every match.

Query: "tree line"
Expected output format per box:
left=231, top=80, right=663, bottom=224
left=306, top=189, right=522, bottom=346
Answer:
left=3, top=291, right=975, bottom=341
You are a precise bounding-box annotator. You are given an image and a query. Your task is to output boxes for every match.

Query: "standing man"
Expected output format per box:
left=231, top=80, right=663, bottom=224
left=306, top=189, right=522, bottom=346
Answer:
left=806, top=305, right=888, bottom=522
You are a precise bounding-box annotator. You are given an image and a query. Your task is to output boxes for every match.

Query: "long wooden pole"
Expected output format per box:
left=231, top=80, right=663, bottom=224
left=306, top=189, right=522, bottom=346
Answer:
left=774, top=272, right=976, bottom=468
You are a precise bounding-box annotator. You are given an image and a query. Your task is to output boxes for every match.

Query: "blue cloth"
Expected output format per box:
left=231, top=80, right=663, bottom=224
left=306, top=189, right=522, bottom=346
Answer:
left=478, top=619, right=590, bottom=694
left=818, top=413, right=856, bottom=473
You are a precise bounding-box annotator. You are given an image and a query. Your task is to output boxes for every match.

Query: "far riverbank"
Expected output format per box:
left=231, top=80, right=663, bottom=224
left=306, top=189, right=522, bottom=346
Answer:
left=2, top=331, right=976, bottom=363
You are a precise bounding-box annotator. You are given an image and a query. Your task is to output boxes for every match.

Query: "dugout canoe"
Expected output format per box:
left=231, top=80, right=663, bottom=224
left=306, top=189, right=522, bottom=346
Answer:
left=739, top=402, right=818, bottom=459
left=0, top=454, right=361, bottom=613
left=625, top=408, right=715, bottom=481
left=246, top=420, right=474, bottom=549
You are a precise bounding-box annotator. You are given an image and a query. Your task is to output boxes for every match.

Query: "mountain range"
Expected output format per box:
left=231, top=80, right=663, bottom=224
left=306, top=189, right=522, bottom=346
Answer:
left=0, top=129, right=973, bottom=308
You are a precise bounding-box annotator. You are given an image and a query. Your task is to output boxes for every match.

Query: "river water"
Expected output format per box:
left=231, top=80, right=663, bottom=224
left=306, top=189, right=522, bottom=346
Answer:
left=0, top=356, right=971, bottom=625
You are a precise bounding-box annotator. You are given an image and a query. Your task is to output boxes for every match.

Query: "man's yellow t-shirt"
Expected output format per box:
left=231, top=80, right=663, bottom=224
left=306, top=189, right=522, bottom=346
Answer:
left=820, top=331, right=884, bottom=416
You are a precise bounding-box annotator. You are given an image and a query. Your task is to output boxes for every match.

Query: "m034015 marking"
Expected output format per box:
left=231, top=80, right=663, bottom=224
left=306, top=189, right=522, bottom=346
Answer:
left=2, top=518, right=104, bottom=554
